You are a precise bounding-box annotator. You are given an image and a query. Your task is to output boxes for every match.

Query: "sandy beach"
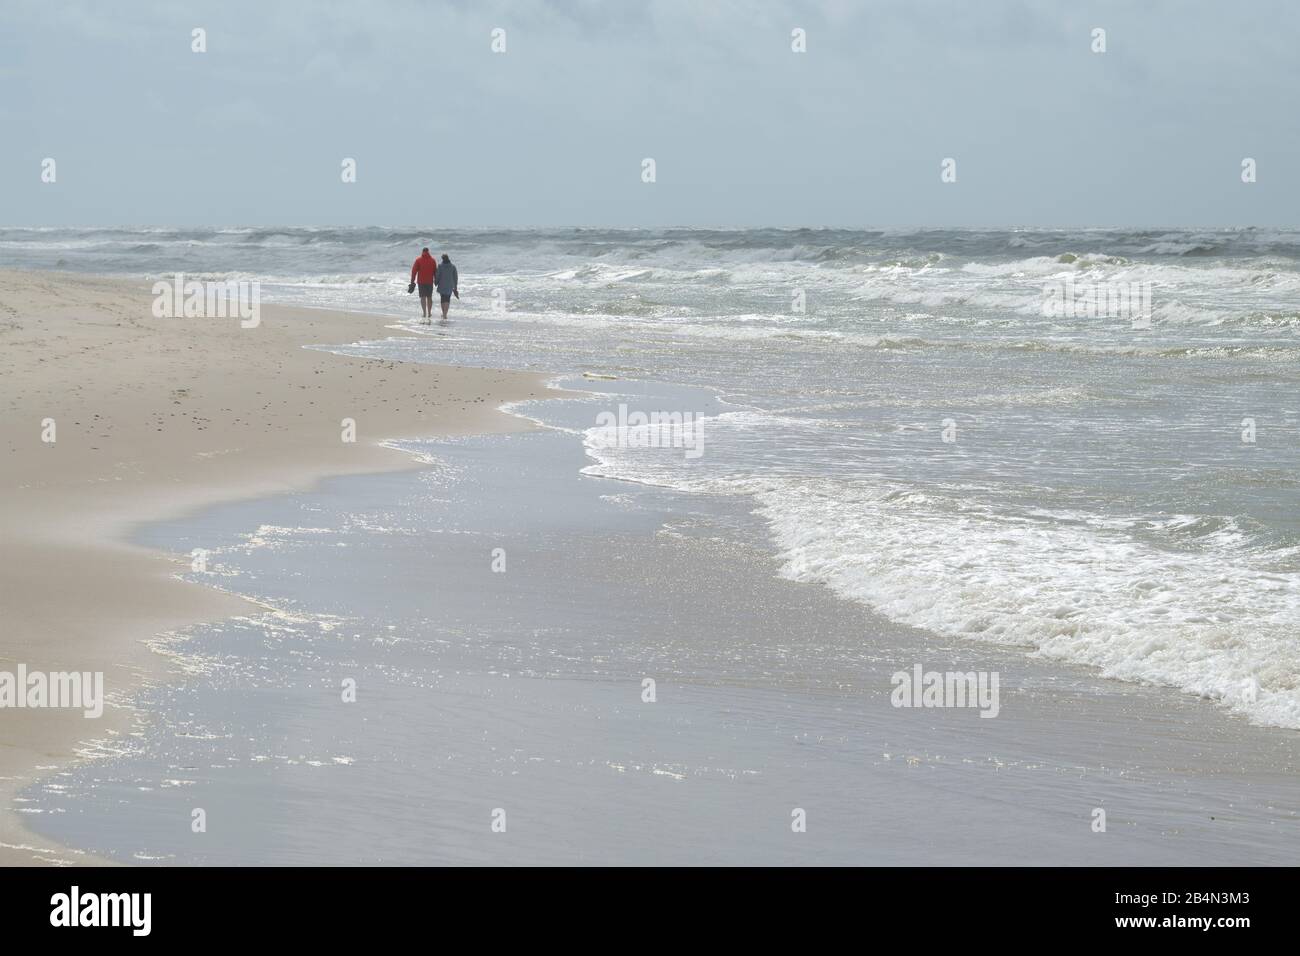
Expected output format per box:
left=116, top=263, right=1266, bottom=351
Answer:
left=0, top=270, right=546, bottom=865
left=14, top=375, right=1299, bottom=866
left=3, top=257, right=1298, bottom=867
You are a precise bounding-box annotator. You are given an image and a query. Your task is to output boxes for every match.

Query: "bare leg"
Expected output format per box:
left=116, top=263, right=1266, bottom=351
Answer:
left=440, top=298, right=450, bottom=320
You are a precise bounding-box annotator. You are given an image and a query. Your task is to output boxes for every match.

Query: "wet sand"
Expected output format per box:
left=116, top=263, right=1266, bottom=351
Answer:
left=0, top=270, right=546, bottom=864
left=17, top=382, right=1300, bottom=865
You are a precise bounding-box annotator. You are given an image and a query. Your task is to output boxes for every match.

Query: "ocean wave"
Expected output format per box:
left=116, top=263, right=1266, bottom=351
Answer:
left=995, top=339, right=1300, bottom=360
left=574, top=405, right=1300, bottom=729
left=754, top=477, right=1300, bottom=728
left=6, top=226, right=1299, bottom=268
left=370, top=301, right=1300, bottom=358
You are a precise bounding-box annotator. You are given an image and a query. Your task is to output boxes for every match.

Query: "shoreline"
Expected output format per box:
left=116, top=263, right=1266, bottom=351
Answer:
left=20, top=378, right=1300, bottom=865
left=5, top=268, right=1298, bottom=865
left=0, top=269, right=549, bottom=865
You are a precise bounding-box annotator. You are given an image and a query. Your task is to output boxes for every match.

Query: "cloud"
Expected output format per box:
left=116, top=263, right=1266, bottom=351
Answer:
left=1, top=0, right=1296, bottom=226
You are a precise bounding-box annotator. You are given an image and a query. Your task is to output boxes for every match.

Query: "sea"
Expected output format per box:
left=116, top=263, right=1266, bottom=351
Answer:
left=5, top=226, right=1299, bottom=864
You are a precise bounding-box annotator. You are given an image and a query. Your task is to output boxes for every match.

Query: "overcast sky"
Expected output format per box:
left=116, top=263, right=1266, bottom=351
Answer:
left=2, top=0, right=1296, bottom=228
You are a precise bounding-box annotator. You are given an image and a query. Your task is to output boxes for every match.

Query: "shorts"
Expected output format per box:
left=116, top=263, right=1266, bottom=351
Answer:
left=418, top=283, right=434, bottom=297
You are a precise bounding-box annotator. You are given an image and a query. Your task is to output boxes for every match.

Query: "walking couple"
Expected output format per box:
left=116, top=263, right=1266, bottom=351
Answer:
left=408, top=248, right=458, bottom=323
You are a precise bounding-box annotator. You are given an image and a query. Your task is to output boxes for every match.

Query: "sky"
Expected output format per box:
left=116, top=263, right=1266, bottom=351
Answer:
left=1, top=0, right=1297, bottom=228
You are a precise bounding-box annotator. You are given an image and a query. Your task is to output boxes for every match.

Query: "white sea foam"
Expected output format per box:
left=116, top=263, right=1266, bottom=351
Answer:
left=579, top=410, right=1300, bottom=729
left=755, top=478, right=1300, bottom=728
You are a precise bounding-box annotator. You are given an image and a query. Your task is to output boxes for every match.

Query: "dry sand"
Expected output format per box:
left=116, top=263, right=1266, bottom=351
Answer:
left=0, top=270, right=546, bottom=865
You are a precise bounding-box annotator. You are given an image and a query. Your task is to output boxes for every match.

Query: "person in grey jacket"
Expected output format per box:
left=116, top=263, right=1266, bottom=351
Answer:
left=436, top=254, right=459, bottom=321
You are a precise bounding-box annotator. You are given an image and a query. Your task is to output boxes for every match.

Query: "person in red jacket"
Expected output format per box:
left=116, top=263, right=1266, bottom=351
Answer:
left=410, top=248, right=438, bottom=322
